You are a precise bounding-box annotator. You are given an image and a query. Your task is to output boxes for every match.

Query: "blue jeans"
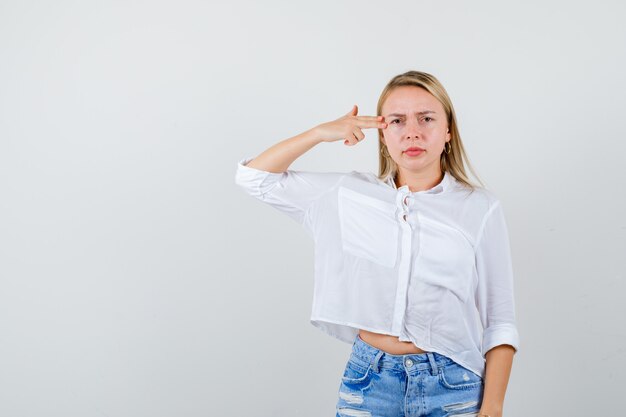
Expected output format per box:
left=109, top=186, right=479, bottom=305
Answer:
left=336, top=334, right=484, bottom=417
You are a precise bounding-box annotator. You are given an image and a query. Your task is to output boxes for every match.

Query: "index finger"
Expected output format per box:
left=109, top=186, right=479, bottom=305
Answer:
left=355, top=119, right=387, bottom=129
left=355, top=115, right=384, bottom=121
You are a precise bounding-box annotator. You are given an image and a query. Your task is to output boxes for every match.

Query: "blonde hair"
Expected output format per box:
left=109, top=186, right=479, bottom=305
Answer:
left=377, top=70, right=484, bottom=192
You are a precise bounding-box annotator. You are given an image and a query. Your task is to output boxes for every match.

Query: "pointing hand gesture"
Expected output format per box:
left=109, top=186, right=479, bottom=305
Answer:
left=313, top=105, right=387, bottom=146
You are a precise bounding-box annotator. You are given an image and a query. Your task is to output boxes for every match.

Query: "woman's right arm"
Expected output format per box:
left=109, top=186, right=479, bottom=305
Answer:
left=243, top=127, right=322, bottom=173
left=244, top=105, right=387, bottom=173
left=235, top=105, right=387, bottom=228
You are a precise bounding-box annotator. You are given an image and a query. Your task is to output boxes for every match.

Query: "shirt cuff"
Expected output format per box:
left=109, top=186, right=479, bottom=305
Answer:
left=482, top=323, right=520, bottom=356
left=235, top=156, right=284, bottom=197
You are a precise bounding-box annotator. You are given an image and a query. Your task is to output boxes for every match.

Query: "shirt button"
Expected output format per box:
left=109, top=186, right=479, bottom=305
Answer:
left=405, top=358, right=413, bottom=368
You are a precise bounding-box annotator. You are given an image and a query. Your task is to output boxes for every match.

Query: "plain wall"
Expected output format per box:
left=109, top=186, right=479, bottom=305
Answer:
left=1, top=1, right=625, bottom=416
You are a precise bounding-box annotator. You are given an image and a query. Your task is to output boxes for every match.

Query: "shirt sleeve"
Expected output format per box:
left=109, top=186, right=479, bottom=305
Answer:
left=234, top=156, right=345, bottom=230
left=474, top=200, right=520, bottom=357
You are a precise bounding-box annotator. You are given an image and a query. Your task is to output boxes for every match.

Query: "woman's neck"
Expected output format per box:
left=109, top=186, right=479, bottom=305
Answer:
left=395, top=170, right=444, bottom=192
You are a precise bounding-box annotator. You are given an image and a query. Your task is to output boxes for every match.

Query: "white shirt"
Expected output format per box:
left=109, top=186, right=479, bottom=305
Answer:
left=235, top=156, right=520, bottom=378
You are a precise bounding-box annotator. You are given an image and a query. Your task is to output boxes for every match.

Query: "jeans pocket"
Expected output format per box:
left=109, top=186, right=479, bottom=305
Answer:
left=341, top=358, right=373, bottom=386
left=438, top=362, right=483, bottom=390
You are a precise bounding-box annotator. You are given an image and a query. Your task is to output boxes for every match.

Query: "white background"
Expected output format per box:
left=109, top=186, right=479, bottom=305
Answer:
left=1, top=1, right=625, bottom=416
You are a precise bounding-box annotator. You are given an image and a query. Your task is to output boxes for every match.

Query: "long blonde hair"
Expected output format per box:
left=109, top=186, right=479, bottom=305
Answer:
left=377, top=71, right=484, bottom=192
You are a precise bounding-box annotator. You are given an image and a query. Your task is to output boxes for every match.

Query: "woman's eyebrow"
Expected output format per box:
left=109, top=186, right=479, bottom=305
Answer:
left=384, top=111, right=437, bottom=118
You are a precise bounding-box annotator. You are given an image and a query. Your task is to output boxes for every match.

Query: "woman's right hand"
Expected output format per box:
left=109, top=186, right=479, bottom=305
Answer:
left=312, top=105, right=387, bottom=146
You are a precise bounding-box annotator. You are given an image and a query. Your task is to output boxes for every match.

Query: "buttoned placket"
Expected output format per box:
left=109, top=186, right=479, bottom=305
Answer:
left=391, top=186, right=414, bottom=336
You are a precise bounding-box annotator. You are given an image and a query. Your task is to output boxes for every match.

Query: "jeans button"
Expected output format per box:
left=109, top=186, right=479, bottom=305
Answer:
left=405, top=358, right=413, bottom=367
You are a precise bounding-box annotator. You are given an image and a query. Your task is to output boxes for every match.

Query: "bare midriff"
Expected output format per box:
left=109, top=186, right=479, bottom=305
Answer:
left=358, top=329, right=427, bottom=354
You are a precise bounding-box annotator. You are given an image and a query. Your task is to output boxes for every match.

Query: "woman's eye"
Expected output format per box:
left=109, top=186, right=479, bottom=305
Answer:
left=423, top=117, right=433, bottom=122
left=391, top=119, right=401, bottom=124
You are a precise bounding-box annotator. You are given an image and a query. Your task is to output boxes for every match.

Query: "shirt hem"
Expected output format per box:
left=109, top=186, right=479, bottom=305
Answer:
left=310, top=315, right=486, bottom=379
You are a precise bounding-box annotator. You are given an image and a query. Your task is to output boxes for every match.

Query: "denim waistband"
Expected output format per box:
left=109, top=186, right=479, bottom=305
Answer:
left=350, top=334, right=454, bottom=375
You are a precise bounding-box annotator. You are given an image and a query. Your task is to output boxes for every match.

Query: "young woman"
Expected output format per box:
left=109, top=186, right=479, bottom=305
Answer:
left=235, top=71, right=520, bottom=417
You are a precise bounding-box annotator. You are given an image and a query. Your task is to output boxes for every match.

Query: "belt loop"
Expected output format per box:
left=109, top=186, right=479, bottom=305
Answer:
left=371, top=350, right=384, bottom=373
left=427, top=352, right=438, bottom=376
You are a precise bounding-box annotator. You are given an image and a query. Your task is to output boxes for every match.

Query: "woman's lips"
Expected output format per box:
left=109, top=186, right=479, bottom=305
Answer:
left=404, top=148, right=424, bottom=156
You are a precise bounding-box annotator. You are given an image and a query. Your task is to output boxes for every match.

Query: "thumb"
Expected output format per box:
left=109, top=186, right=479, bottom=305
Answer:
left=346, top=104, right=358, bottom=116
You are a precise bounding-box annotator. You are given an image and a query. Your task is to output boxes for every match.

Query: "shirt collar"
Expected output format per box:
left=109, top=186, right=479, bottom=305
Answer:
left=383, top=170, right=453, bottom=194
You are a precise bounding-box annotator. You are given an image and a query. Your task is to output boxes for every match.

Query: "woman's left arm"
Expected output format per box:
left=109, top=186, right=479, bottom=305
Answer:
left=474, top=200, right=520, bottom=417
left=479, top=344, right=515, bottom=417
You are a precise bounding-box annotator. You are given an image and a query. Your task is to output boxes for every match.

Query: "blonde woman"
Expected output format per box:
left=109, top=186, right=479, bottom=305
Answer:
left=235, top=71, right=519, bottom=417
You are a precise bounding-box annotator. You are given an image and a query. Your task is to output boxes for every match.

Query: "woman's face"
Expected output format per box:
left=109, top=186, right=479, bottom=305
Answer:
left=380, top=86, right=451, bottom=177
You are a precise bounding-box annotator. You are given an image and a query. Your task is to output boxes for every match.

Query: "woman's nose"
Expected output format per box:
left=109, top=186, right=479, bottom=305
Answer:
left=405, top=119, right=421, bottom=138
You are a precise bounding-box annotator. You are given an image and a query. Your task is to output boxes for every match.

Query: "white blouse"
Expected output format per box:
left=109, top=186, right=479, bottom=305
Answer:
left=235, top=156, right=520, bottom=379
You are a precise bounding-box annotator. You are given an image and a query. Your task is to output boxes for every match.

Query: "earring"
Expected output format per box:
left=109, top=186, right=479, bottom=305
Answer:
left=444, top=141, right=451, bottom=154
left=380, top=145, right=390, bottom=158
